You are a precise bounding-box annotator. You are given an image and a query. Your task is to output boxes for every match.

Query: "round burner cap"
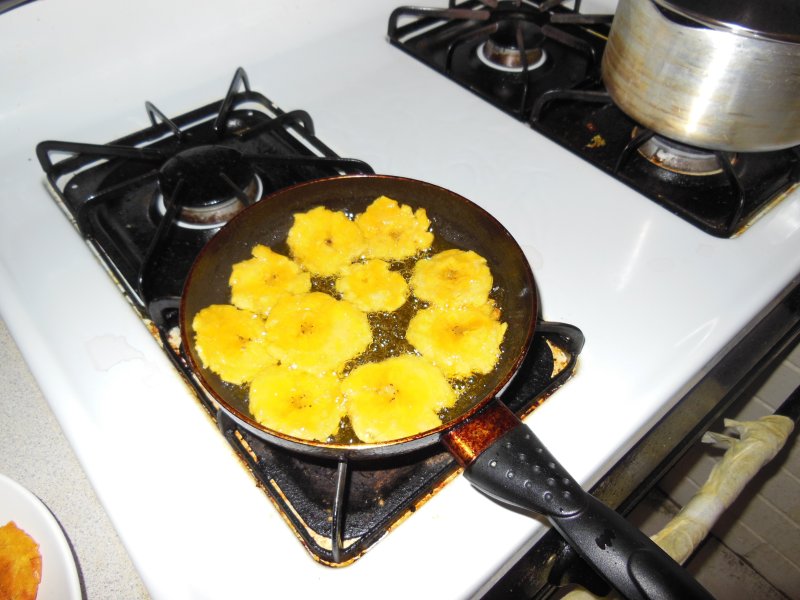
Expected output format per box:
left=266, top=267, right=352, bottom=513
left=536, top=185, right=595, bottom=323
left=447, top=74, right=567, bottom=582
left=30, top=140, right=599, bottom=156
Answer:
left=156, top=145, right=259, bottom=228
left=159, top=145, right=255, bottom=208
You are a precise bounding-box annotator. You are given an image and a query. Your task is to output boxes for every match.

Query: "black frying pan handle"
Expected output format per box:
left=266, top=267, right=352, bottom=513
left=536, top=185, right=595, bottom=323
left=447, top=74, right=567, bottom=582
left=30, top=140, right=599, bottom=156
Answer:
left=463, top=423, right=715, bottom=600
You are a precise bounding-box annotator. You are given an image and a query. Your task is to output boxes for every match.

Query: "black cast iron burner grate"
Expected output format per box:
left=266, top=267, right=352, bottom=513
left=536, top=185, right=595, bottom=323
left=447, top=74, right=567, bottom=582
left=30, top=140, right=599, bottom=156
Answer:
left=529, top=90, right=800, bottom=237
left=388, top=1, right=800, bottom=237
left=36, top=67, right=584, bottom=565
left=388, top=0, right=610, bottom=121
left=37, top=67, right=373, bottom=317
left=156, top=305, right=583, bottom=566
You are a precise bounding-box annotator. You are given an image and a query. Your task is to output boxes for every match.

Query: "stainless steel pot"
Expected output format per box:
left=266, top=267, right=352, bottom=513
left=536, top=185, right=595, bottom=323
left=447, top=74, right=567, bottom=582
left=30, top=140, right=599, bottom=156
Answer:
left=601, top=0, right=800, bottom=152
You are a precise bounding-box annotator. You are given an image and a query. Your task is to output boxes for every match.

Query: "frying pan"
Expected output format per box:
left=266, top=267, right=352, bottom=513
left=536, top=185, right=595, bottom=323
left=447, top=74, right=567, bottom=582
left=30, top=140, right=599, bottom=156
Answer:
left=180, top=175, right=712, bottom=600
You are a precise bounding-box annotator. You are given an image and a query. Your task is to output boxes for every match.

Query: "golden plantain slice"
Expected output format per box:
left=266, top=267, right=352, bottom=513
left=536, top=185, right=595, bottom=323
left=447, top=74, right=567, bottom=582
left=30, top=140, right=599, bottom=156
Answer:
left=410, top=248, right=493, bottom=308
left=354, top=195, right=433, bottom=260
left=0, top=521, right=41, bottom=600
left=342, top=354, right=457, bottom=443
left=406, top=305, right=508, bottom=379
left=265, top=292, right=372, bottom=374
left=192, top=304, right=274, bottom=385
left=249, top=365, right=345, bottom=441
left=229, top=244, right=311, bottom=315
left=287, top=206, right=366, bottom=276
left=335, top=259, right=410, bottom=313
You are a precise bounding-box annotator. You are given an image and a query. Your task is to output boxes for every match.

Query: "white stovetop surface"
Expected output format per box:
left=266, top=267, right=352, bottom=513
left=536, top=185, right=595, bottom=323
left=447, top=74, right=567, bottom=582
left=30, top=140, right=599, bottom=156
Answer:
left=2, top=1, right=800, bottom=598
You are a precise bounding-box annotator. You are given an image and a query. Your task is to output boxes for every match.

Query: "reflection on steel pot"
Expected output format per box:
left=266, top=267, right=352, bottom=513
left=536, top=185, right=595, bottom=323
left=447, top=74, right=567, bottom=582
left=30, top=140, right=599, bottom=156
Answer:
left=602, top=0, right=800, bottom=152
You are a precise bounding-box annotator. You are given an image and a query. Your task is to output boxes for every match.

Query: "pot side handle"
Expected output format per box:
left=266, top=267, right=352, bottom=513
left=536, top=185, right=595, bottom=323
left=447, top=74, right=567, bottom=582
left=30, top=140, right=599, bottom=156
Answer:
left=463, top=423, right=714, bottom=600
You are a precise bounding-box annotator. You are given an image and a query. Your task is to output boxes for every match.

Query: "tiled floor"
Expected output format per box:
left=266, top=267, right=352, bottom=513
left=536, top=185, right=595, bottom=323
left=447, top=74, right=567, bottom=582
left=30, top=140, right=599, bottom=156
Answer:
left=552, top=346, right=800, bottom=600
left=549, top=489, right=788, bottom=600
left=629, top=490, right=789, bottom=600
left=655, top=346, right=800, bottom=599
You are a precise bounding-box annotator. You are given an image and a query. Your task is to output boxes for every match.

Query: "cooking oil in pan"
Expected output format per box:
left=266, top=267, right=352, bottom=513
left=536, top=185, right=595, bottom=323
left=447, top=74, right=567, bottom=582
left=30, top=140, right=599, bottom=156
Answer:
left=309, top=243, right=508, bottom=445
left=193, top=217, right=510, bottom=446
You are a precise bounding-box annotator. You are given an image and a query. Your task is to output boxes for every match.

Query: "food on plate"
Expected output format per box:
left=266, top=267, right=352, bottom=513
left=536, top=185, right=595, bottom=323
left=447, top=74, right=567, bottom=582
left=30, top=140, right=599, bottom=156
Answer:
left=287, top=206, right=365, bottom=276
left=409, top=249, right=493, bottom=308
left=229, top=244, right=311, bottom=315
left=264, top=292, right=372, bottom=374
left=406, top=304, right=508, bottom=379
left=249, top=365, right=346, bottom=441
left=191, top=304, right=274, bottom=384
left=0, top=521, right=42, bottom=600
left=354, top=195, right=433, bottom=260
left=335, top=259, right=410, bottom=313
left=342, top=354, right=457, bottom=443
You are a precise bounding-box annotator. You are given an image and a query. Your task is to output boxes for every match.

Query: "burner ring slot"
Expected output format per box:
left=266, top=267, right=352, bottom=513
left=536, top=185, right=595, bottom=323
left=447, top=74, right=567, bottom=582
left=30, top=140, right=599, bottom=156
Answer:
left=478, top=41, right=548, bottom=72
left=478, top=18, right=548, bottom=72
left=153, top=145, right=262, bottom=229
left=633, top=128, right=737, bottom=176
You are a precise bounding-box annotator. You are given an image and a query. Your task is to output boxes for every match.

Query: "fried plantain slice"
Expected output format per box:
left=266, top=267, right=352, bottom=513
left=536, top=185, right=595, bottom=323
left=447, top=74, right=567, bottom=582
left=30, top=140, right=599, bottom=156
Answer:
left=406, top=305, right=507, bottom=379
left=229, top=244, right=311, bottom=315
left=287, top=206, right=365, bottom=276
left=0, top=521, right=42, bottom=600
left=409, top=248, right=493, bottom=308
left=192, top=304, right=275, bottom=385
left=342, top=354, right=456, bottom=443
left=354, top=196, right=433, bottom=261
left=249, top=365, right=345, bottom=441
left=335, top=259, right=410, bottom=313
left=264, top=292, right=372, bottom=374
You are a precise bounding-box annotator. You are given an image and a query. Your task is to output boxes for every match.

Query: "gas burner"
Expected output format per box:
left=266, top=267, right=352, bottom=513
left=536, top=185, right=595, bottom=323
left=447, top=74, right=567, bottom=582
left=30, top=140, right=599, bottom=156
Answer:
left=633, top=129, right=735, bottom=177
left=37, top=67, right=373, bottom=309
left=388, top=1, right=608, bottom=119
left=478, top=18, right=547, bottom=72
left=390, top=2, right=800, bottom=237
left=154, top=145, right=261, bottom=229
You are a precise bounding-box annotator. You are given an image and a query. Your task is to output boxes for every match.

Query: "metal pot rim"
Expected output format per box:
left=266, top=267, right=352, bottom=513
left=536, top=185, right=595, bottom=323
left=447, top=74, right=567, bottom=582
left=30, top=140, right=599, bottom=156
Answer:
left=653, top=0, right=800, bottom=44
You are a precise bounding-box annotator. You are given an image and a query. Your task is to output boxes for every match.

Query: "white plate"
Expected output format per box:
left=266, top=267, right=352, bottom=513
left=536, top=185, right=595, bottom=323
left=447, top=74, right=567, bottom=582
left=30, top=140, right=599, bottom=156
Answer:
left=0, top=473, right=82, bottom=600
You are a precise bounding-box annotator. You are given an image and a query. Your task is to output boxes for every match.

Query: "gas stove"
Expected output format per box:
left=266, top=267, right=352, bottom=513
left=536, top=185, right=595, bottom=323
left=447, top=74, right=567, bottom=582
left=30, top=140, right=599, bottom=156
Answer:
left=37, top=67, right=585, bottom=566
left=37, top=68, right=374, bottom=319
left=2, top=1, right=800, bottom=599
left=388, top=0, right=800, bottom=237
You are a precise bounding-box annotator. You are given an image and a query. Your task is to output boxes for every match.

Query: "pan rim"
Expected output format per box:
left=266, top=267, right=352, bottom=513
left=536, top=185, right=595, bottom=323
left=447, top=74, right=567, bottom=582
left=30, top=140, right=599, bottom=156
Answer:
left=179, top=174, right=538, bottom=459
